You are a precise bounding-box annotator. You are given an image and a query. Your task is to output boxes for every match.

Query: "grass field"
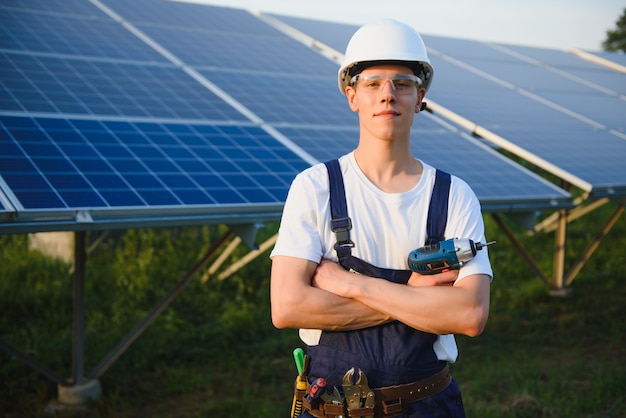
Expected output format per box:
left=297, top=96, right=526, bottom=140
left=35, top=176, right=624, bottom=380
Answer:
left=1, top=203, right=624, bottom=418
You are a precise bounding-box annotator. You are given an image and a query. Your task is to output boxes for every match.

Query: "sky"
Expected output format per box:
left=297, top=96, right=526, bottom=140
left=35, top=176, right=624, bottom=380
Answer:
left=178, top=0, right=624, bottom=52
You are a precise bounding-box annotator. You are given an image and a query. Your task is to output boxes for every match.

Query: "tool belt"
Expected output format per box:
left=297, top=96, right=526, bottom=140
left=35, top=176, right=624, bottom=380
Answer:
left=303, top=365, right=451, bottom=418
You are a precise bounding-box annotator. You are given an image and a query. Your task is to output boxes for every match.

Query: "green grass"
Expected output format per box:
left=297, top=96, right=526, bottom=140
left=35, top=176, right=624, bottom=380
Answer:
left=1, top=203, right=624, bottom=417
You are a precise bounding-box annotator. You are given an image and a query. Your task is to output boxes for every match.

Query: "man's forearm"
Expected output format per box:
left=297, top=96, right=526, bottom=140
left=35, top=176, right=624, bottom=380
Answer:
left=273, top=285, right=391, bottom=331
left=346, top=273, right=490, bottom=336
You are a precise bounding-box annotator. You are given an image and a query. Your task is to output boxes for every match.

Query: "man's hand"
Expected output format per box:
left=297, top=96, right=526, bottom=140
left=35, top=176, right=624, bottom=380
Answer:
left=407, top=270, right=458, bottom=287
left=311, top=258, right=352, bottom=297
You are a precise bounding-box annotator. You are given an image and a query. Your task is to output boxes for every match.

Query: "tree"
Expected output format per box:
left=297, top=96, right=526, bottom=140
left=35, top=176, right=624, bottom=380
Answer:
left=602, top=8, right=626, bottom=52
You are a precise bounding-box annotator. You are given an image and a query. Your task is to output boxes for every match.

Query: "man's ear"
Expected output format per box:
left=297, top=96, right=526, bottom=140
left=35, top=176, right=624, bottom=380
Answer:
left=415, top=88, right=426, bottom=113
left=346, top=87, right=359, bottom=112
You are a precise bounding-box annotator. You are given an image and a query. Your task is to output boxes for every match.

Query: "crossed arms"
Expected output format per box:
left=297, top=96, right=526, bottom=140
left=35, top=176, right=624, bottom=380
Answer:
left=270, top=256, right=490, bottom=337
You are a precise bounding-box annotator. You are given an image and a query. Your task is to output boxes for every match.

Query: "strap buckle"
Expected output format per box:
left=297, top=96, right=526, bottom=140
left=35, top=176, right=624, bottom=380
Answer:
left=331, top=217, right=354, bottom=249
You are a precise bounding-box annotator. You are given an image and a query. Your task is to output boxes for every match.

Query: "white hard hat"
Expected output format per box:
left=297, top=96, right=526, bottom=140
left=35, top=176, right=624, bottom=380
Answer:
left=338, top=19, right=434, bottom=95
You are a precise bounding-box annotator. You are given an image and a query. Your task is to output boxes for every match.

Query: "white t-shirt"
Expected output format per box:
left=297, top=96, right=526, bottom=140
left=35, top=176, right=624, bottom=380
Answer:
left=270, top=152, right=493, bottom=362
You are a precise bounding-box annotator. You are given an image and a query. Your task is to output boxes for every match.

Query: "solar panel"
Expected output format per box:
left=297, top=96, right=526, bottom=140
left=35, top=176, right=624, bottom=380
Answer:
left=138, top=24, right=337, bottom=74
left=421, top=43, right=626, bottom=196
left=0, top=7, right=167, bottom=62
left=276, top=114, right=571, bottom=212
left=2, top=0, right=104, bottom=16
left=0, top=52, right=247, bottom=120
left=267, top=14, right=358, bottom=53
left=0, top=0, right=575, bottom=236
left=503, top=46, right=626, bottom=95
left=100, top=0, right=278, bottom=34
left=202, top=70, right=356, bottom=126
left=269, top=14, right=625, bottom=200
left=0, top=114, right=309, bottom=231
left=422, top=39, right=626, bottom=132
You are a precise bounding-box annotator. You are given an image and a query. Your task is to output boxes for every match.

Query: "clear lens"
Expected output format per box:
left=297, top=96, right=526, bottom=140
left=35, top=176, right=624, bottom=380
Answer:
left=349, top=74, right=422, bottom=93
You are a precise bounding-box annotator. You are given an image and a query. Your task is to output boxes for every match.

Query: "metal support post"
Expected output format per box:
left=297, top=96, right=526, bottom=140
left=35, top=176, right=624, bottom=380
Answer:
left=72, top=230, right=86, bottom=384
left=58, top=231, right=102, bottom=405
left=550, top=210, right=571, bottom=297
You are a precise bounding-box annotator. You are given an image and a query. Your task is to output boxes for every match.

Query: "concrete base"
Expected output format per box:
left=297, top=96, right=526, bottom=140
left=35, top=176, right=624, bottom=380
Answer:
left=45, top=400, right=88, bottom=415
left=29, top=231, right=74, bottom=263
left=58, top=379, right=102, bottom=405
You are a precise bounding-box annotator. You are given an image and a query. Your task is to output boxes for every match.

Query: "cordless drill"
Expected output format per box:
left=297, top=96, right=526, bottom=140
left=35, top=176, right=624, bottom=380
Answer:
left=407, top=238, right=495, bottom=275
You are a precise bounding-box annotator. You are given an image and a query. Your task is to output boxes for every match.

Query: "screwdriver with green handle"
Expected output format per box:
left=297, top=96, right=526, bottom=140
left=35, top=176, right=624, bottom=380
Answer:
left=294, top=347, right=305, bottom=375
left=291, top=348, right=309, bottom=418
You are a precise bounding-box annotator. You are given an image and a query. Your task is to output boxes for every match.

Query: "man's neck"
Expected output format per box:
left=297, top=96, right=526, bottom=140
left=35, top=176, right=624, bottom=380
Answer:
left=353, top=145, right=422, bottom=193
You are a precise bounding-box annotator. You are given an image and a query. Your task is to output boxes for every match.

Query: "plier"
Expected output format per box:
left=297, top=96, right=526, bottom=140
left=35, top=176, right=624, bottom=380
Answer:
left=321, top=386, right=347, bottom=418
left=342, top=367, right=375, bottom=418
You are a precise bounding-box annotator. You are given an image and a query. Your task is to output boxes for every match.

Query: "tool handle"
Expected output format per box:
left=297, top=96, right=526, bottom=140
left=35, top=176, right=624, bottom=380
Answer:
left=293, top=348, right=305, bottom=375
left=290, top=349, right=309, bottom=417
left=290, top=376, right=308, bottom=418
left=290, top=396, right=303, bottom=418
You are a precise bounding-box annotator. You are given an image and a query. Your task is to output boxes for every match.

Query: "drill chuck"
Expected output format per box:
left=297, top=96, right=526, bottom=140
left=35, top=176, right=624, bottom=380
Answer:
left=408, top=238, right=495, bottom=275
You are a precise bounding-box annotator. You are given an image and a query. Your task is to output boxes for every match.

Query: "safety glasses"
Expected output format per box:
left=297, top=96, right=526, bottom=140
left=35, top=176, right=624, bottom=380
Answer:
left=349, top=73, right=422, bottom=94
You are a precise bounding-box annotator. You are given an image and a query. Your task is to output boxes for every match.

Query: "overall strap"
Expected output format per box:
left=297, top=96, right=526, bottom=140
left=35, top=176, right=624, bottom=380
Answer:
left=325, top=160, right=451, bottom=256
left=425, top=169, right=451, bottom=245
left=324, top=159, right=354, bottom=262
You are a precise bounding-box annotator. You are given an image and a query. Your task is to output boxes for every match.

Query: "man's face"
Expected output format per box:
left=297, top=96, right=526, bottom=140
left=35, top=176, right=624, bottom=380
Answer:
left=345, top=64, right=425, bottom=143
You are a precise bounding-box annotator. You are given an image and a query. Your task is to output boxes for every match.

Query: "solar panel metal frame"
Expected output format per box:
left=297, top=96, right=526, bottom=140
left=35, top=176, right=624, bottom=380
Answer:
left=570, top=48, right=626, bottom=74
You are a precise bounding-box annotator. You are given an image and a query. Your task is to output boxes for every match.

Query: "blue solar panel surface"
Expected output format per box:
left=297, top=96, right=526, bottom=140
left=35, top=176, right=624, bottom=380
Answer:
left=0, top=7, right=167, bottom=62
left=422, top=38, right=626, bottom=132
left=202, top=71, right=356, bottom=126
left=422, top=42, right=626, bottom=195
left=0, top=115, right=308, bottom=210
left=0, top=53, right=245, bottom=119
left=0, top=0, right=580, bottom=233
left=503, top=46, right=626, bottom=96
left=0, top=1, right=320, bottom=232
left=101, top=0, right=276, bottom=33
left=141, top=25, right=336, bottom=74
left=267, top=15, right=357, bottom=52
left=2, top=0, right=103, bottom=16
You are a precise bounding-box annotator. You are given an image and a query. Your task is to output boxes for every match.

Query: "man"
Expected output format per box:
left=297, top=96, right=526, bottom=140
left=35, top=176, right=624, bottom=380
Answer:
left=270, top=19, right=492, bottom=418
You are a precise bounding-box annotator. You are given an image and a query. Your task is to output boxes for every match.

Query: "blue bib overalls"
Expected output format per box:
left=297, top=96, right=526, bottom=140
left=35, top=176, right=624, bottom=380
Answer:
left=303, top=159, right=465, bottom=418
